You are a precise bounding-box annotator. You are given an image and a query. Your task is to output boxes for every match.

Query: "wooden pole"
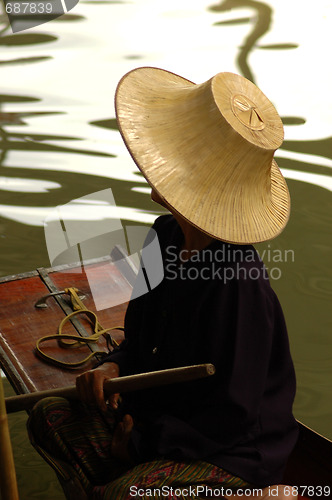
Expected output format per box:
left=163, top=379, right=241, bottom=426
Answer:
left=0, top=375, right=20, bottom=500
left=5, top=363, right=215, bottom=414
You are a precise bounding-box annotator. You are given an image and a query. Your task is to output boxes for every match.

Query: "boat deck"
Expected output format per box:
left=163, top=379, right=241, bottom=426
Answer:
left=0, top=257, right=130, bottom=395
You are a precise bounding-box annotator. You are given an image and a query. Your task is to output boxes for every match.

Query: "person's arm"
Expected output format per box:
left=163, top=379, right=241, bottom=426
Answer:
left=75, top=286, right=145, bottom=412
left=76, top=216, right=169, bottom=412
left=76, top=361, right=120, bottom=412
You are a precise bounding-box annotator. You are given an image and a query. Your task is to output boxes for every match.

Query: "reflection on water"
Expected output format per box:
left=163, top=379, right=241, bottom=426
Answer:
left=90, top=118, right=118, bottom=130
left=283, top=136, right=332, bottom=160
left=282, top=117, right=306, bottom=126
left=0, top=176, right=61, bottom=191
left=0, top=33, right=58, bottom=45
left=0, top=126, right=114, bottom=157
left=258, top=43, right=298, bottom=50
left=0, top=0, right=331, bottom=496
left=210, top=0, right=273, bottom=82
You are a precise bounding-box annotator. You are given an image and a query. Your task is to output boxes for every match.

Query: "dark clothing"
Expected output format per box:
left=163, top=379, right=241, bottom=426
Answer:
left=102, top=215, right=298, bottom=486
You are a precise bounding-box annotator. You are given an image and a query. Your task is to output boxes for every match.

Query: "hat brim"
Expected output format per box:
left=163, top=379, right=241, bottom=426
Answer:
left=115, top=67, right=290, bottom=244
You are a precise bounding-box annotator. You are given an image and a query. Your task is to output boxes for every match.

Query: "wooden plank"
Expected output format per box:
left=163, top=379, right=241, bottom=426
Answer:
left=37, top=267, right=110, bottom=355
left=0, top=274, right=87, bottom=394
left=0, top=257, right=131, bottom=397
left=40, top=258, right=130, bottom=347
left=0, top=269, right=39, bottom=284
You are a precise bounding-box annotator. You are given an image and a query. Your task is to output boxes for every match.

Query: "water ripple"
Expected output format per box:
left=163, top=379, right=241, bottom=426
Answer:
left=0, top=176, right=61, bottom=192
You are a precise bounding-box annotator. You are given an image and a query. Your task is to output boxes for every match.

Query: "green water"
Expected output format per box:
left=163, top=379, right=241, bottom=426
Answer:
left=0, top=0, right=331, bottom=497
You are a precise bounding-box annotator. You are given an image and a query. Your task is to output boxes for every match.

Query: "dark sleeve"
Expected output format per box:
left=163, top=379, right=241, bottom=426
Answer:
left=195, top=266, right=295, bottom=445
left=97, top=296, right=142, bottom=376
left=228, top=275, right=274, bottom=412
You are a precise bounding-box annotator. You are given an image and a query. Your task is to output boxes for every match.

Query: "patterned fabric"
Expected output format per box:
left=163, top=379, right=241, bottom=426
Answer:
left=27, top=397, right=132, bottom=492
left=92, top=459, right=250, bottom=499
left=27, top=397, right=251, bottom=499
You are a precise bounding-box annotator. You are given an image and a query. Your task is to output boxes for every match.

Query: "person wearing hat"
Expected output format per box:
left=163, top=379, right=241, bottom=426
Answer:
left=28, top=68, right=299, bottom=499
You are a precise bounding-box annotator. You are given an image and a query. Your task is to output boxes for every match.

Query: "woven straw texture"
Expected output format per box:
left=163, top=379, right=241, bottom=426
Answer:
left=115, top=67, right=290, bottom=244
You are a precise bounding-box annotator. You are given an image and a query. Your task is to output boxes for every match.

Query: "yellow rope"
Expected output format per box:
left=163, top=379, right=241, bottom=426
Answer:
left=35, top=287, right=123, bottom=369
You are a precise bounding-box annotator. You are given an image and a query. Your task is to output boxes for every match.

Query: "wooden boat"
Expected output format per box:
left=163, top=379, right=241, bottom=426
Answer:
left=0, top=248, right=134, bottom=394
left=0, top=253, right=331, bottom=499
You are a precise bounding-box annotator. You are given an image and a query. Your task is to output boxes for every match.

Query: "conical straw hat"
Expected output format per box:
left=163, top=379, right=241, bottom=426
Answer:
left=115, top=67, right=290, bottom=244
